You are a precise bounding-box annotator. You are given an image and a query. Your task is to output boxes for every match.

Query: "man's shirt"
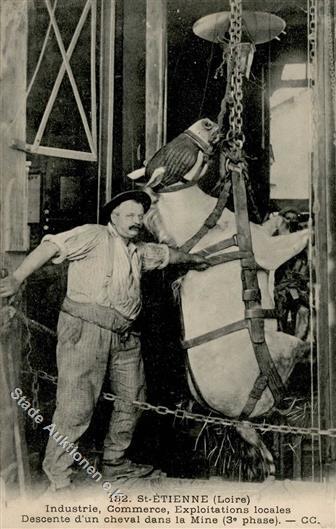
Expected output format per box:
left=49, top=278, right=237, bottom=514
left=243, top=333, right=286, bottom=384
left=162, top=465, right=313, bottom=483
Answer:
left=42, top=223, right=169, bottom=320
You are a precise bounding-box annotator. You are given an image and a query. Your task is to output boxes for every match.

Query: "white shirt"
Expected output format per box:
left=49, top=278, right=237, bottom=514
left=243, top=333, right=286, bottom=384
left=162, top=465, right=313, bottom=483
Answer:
left=42, top=223, right=169, bottom=320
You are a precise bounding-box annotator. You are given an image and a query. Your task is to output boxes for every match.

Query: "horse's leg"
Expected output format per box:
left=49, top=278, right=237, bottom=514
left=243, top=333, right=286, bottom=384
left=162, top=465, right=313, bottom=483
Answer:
left=236, top=422, right=275, bottom=478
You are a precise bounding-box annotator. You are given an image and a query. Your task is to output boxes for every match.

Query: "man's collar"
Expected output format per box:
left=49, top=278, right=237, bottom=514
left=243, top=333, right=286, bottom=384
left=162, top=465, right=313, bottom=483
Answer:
left=107, top=222, right=137, bottom=254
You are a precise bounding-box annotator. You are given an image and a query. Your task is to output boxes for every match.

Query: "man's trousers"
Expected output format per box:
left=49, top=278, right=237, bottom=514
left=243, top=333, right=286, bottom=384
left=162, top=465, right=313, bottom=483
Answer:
left=42, top=302, right=145, bottom=489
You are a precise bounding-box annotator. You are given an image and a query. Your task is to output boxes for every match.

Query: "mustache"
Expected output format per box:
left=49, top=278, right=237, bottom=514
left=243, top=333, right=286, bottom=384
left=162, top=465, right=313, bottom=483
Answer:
left=130, top=224, right=141, bottom=230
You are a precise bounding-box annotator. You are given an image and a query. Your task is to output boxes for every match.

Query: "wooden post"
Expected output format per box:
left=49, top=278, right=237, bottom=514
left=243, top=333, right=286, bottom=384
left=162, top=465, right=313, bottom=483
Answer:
left=0, top=0, right=31, bottom=493
left=314, top=0, right=336, bottom=480
left=98, top=0, right=116, bottom=209
left=121, top=0, right=146, bottom=182
left=1, top=1, right=29, bottom=252
left=145, top=0, right=167, bottom=160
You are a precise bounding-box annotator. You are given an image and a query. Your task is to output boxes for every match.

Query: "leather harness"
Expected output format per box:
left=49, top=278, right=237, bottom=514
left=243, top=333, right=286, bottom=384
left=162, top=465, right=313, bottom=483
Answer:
left=159, top=155, right=285, bottom=418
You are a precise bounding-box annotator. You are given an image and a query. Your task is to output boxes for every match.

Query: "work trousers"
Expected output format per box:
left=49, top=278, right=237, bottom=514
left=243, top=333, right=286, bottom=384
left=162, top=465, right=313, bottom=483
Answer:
left=42, top=300, right=145, bottom=489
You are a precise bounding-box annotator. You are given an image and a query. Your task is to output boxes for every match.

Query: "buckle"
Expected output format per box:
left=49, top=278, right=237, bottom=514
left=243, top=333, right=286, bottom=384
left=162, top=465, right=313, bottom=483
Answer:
left=243, top=289, right=261, bottom=302
left=241, top=257, right=257, bottom=269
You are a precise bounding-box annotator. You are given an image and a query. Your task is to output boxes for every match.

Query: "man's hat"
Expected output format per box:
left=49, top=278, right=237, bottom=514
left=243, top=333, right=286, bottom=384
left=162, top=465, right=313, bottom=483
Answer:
left=100, top=190, right=152, bottom=224
left=278, top=207, right=300, bottom=217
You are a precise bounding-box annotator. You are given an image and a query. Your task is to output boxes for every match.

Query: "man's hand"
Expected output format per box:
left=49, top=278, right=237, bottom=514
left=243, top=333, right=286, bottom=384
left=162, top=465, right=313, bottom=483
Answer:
left=187, top=253, right=210, bottom=271
left=168, top=247, right=210, bottom=271
left=0, top=274, right=22, bottom=298
left=0, top=241, right=58, bottom=298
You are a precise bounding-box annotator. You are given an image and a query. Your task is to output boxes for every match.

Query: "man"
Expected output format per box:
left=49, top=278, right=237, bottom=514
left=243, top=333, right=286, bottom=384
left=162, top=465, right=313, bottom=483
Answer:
left=272, top=208, right=309, bottom=339
left=0, top=190, right=208, bottom=490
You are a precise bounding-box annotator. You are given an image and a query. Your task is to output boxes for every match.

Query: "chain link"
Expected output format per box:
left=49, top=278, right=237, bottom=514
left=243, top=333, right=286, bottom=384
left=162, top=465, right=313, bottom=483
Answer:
left=22, top=368, right=336, bottom=439
left=325, top=0, right=336, bottom=137
left=31, top=372, right=40, bottom=429
left=308, top=0, right=317, bottom=84
left=227, top=0, right=245, bottom=152
left=101, top=391, right=336, bottom=439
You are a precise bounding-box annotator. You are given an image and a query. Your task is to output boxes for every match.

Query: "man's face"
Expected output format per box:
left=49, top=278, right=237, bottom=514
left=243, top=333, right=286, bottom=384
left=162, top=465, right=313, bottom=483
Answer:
left=279, top=211, right=299, bottom=234
left=110, top=200, right=145, bottom=239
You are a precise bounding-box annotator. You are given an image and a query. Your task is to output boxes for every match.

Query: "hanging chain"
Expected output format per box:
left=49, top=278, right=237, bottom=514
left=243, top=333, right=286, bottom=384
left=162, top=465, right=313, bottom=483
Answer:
left=325, top=0, right=336, bottom=143
left=21, top=314, right=41, bottom=429
left=307, top=0, right=317, bottom=86
left=31, top=373, right=40, bottom=429
left=227, top=0, right=245, bottom=154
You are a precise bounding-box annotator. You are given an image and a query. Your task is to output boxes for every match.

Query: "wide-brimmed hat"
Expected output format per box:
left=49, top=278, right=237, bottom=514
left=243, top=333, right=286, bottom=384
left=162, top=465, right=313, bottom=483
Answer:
left=100, top=190, right=151, bottom=224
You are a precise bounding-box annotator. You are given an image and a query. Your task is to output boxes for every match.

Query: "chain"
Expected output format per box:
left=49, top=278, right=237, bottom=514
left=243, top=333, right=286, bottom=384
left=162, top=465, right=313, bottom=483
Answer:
left=22, top=369, right=58, bottom=386
left=21, top=368, right=336, bottom=438
left=307, top=0, right=317, bottom=85
left=102, top=391, right=336, bottom=439
left=227, top=0, right=245, bottom=153
left=325, top=0, right=336, bottom=141
left=16, top=309, right=57, bottom=339
left=31, top=373, right=40, bottom=430
left=21, top=311, right=38, bottom=427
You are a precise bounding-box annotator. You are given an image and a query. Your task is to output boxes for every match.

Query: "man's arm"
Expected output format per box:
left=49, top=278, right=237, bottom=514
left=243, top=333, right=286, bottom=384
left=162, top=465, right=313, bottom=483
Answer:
left=168, top=248, right=209, bottom=271
left=139, top=242, right=210, bottom=272
left=0, top=241, right=58, bottom=297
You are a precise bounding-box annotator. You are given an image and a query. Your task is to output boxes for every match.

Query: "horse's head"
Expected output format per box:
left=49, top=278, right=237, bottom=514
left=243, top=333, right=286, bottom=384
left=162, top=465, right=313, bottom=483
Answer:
left=187, top=118, right=221, bottom=151
left=127, top=118, right=222, bottom=245
left=128, top=118, right=220, bottom=191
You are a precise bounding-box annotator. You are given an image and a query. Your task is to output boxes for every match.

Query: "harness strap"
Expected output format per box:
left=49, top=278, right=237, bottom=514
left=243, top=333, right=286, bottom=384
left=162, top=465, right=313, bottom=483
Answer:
left=198, top=235, right=237, bottom=256
left=243, top=288, right=261, bottom=302
left=240, top=374, right=269, bottom=418
left=230, top=167, right=285, bottom=416
left=241, top=339, right=285, bottom=416
left=157, top=181, right=195, bottom=194
left=179, top=179, right=232, bottom=253
left=245, top=308, right=278, bottom=320
left=181, top=309, right=278, bottom=350
left=206, top=251, right=251, bottom=267
left=177, top=154, right=285, bottom=417
left=241, top=257, right=258, bottom=270
left=183, top=130, right=215, bottom=156
left=182, top=319, right=247, bottom=349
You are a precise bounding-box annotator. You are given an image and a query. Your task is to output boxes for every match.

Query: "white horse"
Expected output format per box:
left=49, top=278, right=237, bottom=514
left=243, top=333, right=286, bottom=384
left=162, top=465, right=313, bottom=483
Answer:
left=143, top=179, right=308, bottom=413
left=130, top=150, right=309, bottom=473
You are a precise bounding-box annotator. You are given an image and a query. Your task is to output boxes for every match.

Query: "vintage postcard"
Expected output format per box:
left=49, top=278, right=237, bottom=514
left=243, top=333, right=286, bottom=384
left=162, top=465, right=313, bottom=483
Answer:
left=1, top=0, right=335, bottom=528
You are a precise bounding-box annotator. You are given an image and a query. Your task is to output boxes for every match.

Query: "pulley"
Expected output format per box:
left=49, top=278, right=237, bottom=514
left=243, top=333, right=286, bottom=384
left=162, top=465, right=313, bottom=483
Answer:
left=193, top=10, right=286, bottom=78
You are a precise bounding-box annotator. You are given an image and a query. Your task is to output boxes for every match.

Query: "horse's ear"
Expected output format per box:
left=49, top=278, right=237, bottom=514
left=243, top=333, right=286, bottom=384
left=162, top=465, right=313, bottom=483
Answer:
left=128, top=167, right=146, bottom=180
left=147, top=167, right=165, bottom=188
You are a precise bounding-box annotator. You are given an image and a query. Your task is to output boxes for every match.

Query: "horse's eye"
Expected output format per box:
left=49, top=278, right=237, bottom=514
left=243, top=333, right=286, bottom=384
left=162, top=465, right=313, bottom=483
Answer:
left=203, top=120, right=213, bottom=130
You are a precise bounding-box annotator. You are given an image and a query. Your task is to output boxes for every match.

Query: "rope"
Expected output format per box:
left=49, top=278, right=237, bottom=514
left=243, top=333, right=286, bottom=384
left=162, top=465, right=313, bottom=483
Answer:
left=198, top=39, right=215, bottom=119
left=1, top=305, right=57, bottom=339
left=307, top=0, right=320, bottom=480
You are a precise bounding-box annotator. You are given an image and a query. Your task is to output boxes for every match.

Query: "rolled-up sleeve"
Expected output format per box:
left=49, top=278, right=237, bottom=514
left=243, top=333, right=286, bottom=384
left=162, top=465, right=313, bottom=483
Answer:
left=137, top=242, right=170, bottom=271
left=41, top=225, right=103, bottom=264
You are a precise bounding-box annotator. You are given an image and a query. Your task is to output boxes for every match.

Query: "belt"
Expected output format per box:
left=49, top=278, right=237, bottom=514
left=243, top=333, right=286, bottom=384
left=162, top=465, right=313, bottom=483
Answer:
left=61, top=297, right=134, bottom=334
